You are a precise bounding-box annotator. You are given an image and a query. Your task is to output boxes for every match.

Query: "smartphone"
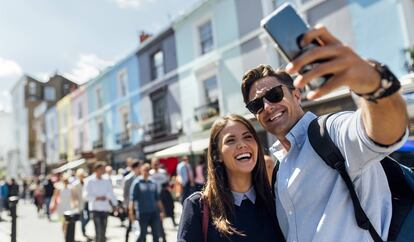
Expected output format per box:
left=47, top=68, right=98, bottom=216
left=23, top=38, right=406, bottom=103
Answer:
left=261, top=3, right=328, bottom=90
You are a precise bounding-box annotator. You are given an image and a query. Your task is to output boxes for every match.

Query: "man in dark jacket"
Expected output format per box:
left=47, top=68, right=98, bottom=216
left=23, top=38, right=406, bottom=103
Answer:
left=43, top=176, right=55, bottom=220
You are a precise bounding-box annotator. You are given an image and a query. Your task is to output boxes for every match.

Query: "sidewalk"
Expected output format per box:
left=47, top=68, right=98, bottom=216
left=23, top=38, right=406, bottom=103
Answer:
left=0, top=200, right=182, bottom=242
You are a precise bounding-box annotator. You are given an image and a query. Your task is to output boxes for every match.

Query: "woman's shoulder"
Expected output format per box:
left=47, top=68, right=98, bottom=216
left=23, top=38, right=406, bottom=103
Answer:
left=184, top=191, right=203, bottom=207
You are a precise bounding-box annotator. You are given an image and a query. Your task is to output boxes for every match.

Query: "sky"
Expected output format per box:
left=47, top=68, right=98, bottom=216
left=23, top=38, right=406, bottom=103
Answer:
left=0, top=0, right=200, bottom=112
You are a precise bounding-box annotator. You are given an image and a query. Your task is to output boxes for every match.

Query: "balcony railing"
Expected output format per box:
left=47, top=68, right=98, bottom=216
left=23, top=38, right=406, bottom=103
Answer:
left=93, top=138, right=104, bottom=149
left=194, top=100, right=220, bottom=122
left=116, top=131, right=131, bottom=147
left=146, top=119, right=170, bottom=139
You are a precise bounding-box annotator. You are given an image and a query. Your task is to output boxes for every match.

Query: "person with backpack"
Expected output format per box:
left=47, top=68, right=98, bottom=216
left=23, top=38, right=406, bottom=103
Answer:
left=241, top=26, right=409, bottom=242
left=177, top=114, right=285, bottom=242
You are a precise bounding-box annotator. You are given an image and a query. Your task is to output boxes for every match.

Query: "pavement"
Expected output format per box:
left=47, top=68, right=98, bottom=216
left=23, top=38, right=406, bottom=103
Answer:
left=0, top=200, right=182, bottom=242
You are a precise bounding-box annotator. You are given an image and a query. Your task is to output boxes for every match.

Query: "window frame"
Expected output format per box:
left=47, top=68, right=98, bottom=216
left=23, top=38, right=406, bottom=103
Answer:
left=150, top=50, right=165, bottom=80
left=95, top=86, right=103, bottom=109
left=193, top=14, right=215, bottom=57
left=198, top=20, right=214, bottom=55
left=202, top=75, right=219, bottom=104
left=117, top=68, right=129, bottom=97
left=44, top=86, right=56, bottom=101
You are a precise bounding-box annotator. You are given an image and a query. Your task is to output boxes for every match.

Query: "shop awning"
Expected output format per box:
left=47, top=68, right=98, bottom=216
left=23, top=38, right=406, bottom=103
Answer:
left=52, top=158, right=86, bottom=173
left=150, top=138, right=209, bottom=159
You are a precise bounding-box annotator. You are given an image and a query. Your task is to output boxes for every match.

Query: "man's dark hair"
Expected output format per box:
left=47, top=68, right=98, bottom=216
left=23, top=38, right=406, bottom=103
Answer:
left=241, top=64, right=294, bottom=104
left=131, top=160, right=141, bottom=169
left=94, top=161, right=106, bottom=171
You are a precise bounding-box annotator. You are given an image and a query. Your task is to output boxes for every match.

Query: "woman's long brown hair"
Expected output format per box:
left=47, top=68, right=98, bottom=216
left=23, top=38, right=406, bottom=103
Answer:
left=202, top=114, right=276, bottom=237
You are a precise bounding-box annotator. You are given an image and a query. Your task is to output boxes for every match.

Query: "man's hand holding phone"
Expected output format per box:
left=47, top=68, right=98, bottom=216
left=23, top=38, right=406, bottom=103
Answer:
left=285, top=25, right=382, bottom=100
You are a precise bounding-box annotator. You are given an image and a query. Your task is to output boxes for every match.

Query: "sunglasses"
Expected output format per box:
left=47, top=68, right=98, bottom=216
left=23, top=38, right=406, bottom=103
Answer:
left=246, top=85, right=294, bottom=114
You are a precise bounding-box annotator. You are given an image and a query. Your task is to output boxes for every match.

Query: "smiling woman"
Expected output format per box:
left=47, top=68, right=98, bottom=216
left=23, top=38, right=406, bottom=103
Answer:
left=177, top=114, right=285, bottom=242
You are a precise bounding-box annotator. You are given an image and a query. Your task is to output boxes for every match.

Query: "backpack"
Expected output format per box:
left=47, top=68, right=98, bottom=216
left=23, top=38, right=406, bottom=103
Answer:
left=307, top=113, right=414, bottom=242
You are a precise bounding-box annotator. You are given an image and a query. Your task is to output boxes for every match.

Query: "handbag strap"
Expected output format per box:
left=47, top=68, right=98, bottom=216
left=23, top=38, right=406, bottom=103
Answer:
left=202, top=196, right=209, bottom=242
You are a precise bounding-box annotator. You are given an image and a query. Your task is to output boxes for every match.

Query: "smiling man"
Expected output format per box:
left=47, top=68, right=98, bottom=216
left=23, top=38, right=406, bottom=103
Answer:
left=241, top=26, right=408, bottom=242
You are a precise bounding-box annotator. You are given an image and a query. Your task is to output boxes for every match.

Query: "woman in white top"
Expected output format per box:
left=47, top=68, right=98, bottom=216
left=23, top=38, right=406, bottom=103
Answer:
left=52, top=174, right=73, bottom=235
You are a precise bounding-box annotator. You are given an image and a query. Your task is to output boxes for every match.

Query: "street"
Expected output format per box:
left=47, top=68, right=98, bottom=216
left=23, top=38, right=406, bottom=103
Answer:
left=0, top=200, right=182, bottom=242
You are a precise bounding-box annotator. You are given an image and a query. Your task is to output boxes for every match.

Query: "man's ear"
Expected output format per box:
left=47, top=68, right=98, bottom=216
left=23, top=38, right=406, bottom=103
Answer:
left=292, top=88, right=302, bottom=104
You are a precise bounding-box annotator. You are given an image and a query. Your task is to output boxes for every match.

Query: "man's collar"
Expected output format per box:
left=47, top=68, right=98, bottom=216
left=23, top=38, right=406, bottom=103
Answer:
left=232, top=186, right=256, bottom=206
left=270, top=112, right=317, bottom=161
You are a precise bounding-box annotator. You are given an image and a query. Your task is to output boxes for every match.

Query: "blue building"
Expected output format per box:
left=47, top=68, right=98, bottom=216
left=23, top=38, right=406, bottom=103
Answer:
left=85, top=51, right=142, bottom=165
left=109, top=52, right=143, bottom=166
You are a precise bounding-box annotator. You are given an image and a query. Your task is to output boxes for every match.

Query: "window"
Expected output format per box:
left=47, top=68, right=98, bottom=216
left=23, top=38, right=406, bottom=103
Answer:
left=151, top=50, right=164, bottom=80
left=44, top=86, right=56, bottom=101
left=199, top=21, right=214, bottom=55
left=96, top=87, right=103, bottom=108
left=63, top=83, right=70, bottom=93
left=203, top=76, right=219, bottom=103
left=78, top=103, right=82, bottom=119
left=79, top=131, right=84, bottom=150
left=152, top=94, right=166, bottom=122
left=117, top=69, right=128, bottom=97
left=29, top=82, right=36, bottom=95
left=122, top=112, right=129, bottom=132
left=97, top=120, right=104, bottom=141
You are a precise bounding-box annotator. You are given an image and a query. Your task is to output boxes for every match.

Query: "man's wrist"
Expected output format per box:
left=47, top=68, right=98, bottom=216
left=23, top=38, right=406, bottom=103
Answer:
left=353, top=59, right=401, bottom=103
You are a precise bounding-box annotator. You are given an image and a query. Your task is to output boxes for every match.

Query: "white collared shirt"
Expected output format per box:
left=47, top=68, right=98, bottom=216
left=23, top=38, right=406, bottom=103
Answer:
left=83, top=175, right=117, bottom=212
left=270, top=111, right=407, bottom=242
left=232, top=186, right=256, bottom=206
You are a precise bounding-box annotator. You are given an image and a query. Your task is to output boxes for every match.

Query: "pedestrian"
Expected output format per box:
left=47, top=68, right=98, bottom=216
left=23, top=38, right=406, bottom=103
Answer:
left=160, top=182, right=176, bottom=227
left=0, top=181, right=9, bottom=215
left=105, top=165, right=113, bottom=179
left=129, top=163, right=165, bottom=242
left=0, top=178, right=7, bottom=221
left=123, top=157, right=135, bottom=177
left=193, top=157, right=206, bottom=191
left=149, top=157, right=169, bottom=242
left=149, top=157, right=169, bottom=194
left=6, top=178, right=19, bottom=212
left=33, top=179, right=44, bottom=216
left=84, top=162, right=118, bottom=242
left=177, top=114, right=284, bottom=242
left=71, top=168, right=89, bottom=238
left=123, top=159, right=142, bottom=242
left=21, top=179, right=28, bottom=201
left=7, top=178, right=19, bottom=198
left=176, top=156, right=194, bottom=204
left=43, top=175, right=55, bottom=220
left=52, top=174, right=73, bottom=235
left=240, top=26, right=407, bottom=241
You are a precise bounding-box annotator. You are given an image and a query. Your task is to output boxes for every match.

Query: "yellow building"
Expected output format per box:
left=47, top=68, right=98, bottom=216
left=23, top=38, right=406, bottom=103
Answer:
left=56, top=94, right=75, bottom=162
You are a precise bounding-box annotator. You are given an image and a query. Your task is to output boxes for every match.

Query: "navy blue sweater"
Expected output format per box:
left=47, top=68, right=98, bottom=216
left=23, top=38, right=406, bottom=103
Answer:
left=178, top=192, right=283, bottom=242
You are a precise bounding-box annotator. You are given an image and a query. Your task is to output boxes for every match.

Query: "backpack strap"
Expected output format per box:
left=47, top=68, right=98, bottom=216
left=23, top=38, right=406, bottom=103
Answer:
left=202, top=195, right=209, bottom=242
left=307, top=113, right=383, bottom=242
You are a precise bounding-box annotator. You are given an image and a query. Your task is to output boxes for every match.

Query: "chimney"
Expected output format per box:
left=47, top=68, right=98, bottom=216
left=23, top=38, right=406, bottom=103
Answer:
left=139, top=31, right=152, bottom=44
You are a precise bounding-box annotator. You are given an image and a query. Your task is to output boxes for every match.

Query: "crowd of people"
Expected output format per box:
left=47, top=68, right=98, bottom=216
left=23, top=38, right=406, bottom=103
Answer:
left=0, top=154, right=207, bottom=242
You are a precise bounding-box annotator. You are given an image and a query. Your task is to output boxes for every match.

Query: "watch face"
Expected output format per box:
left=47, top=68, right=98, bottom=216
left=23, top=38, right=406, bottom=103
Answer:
left=381, top=78, right=392, bottom=89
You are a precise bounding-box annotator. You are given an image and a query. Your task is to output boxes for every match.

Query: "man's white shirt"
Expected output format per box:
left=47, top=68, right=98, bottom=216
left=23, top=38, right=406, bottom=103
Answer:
left=83, top=175, right=117, bottom=212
